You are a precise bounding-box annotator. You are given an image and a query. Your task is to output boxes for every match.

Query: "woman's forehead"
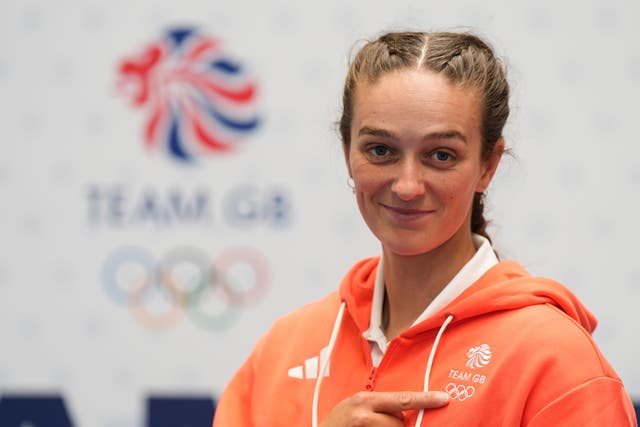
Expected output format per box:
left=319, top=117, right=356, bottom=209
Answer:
left=351, top=70, right=482, bottom=135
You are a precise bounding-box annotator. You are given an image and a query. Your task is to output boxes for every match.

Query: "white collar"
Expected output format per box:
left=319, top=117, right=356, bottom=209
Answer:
left=362, top=234, right=498, bottom=354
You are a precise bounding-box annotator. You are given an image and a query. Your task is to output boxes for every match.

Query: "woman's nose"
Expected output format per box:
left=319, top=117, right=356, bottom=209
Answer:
left=390, top=161, right=426, bottom=201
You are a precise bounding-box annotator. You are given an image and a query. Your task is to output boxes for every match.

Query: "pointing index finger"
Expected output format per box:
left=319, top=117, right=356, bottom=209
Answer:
left=369, top=391, right=449, bottom=413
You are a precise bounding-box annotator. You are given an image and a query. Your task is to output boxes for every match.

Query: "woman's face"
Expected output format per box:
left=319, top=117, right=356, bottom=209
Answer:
left=345, top=69, right=502, bottom=256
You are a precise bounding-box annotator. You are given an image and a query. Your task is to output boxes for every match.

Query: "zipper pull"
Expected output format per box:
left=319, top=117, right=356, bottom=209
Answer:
left=365, top=367, right=377, bottom=391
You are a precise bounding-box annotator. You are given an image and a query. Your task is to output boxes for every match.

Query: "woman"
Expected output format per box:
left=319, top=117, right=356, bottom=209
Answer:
left=213, top=31, right=637, bottom=426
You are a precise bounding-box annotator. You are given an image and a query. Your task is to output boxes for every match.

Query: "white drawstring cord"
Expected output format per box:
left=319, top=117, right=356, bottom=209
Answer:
left=414, top=314, right=454, bottom=427
left=312, top=301, right=346, bottom=427
left=311, top=305, right=453, bottom=427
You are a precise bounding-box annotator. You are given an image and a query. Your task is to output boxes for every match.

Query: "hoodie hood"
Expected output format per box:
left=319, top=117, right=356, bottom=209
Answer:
left=339, top=257, right=597, bottom=337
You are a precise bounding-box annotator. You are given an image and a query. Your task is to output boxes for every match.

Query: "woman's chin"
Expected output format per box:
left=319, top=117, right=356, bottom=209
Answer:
left=381, top=240, right=437, bottom=258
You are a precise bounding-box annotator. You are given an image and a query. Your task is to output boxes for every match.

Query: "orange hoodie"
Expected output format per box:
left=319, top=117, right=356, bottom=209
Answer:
left=213, top=258, right=637, bottom=426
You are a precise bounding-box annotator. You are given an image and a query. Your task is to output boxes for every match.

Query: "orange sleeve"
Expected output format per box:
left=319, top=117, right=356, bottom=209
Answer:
left=526, top=377, right=637, bottom=427
left=212, top=338, right=263, bottom=427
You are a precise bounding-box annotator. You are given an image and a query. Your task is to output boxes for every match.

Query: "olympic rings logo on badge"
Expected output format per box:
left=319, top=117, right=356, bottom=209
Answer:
left=102, top=245, right=270, bottom=331
left=445, top=383, right=475, bottom=401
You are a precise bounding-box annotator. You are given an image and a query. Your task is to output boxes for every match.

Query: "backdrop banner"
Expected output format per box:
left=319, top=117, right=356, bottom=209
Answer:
left=0, top=1, right=638, bottom=425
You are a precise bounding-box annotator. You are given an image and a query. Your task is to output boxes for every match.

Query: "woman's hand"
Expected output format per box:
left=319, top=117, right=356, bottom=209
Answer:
left=319, top=391, right=449, bottom=426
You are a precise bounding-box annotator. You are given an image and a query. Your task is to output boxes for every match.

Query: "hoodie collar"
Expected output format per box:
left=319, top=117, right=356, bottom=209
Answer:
left=340, top=254, right=597, bottom=339
left=362, top=234, right=498, bottom=352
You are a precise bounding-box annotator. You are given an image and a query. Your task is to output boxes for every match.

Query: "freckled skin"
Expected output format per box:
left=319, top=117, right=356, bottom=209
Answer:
left=344, top=70, right=501, bottom=257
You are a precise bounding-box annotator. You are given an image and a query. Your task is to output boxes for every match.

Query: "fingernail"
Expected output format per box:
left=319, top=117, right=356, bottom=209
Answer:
left=434, top=391, right=449, bottom=404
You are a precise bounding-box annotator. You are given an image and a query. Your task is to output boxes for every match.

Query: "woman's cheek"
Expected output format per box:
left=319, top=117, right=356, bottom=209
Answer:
left=351, top=159, right=381, bottom=186
left=349, top=154, right=370, bottom=174
left=353, top=168, right=388, bottom=195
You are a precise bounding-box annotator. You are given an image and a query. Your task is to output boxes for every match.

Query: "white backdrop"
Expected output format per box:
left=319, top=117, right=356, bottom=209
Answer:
left=1, top=0, right=638, bottom=425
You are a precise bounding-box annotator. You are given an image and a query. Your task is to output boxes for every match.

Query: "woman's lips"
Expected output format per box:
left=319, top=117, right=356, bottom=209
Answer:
left=380, top=203, right=434, bottom=221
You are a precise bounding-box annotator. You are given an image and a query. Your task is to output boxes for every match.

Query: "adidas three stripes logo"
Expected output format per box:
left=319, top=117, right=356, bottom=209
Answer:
left=287, top=347, right=330, bottom=379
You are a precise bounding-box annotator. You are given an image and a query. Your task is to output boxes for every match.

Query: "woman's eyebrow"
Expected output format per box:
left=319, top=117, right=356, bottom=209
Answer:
left=423, top=130, right=468, bottom=144
left=358, top=126, right=397, bottom=139
left=358, top=127, right=467, bottom=144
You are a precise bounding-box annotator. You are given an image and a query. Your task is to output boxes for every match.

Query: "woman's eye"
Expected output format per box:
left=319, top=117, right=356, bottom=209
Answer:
left=432, top=151, right=454, bottom=162
left=368, top=145, right=391, bottom=157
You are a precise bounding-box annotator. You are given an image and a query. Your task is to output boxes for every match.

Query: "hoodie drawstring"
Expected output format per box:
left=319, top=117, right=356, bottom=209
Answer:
left=312, top=301, right=346, bottom=427
left=311, top=305, right=454, bottom=427
left=414, top=314, right=454, bottom=427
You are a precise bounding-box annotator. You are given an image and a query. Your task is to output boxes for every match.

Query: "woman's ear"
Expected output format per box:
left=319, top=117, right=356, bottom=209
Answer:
left=476, top=138, right=505, bottom=193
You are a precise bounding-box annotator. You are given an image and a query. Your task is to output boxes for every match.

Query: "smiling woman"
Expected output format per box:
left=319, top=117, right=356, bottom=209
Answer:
left=345, top=69, right=502, bottom=341
left=212, top=31, right=637, bottom=427
left=346, top=69, right=496, bottom=254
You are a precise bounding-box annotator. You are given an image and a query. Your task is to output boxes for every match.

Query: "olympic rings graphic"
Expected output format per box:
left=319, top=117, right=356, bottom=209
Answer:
left=445, top=383, right=475, bottom=401
left=102, top=245, right=270, bottom=331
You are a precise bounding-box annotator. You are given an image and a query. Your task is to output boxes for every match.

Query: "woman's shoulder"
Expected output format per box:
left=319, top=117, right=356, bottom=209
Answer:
left=255, top=291, right=343, bottom=351
left=499, top=303, right=632, bottom=424
left=491, top=301, right=620, bottom=381
left=272, top=291, right=342, bottom=330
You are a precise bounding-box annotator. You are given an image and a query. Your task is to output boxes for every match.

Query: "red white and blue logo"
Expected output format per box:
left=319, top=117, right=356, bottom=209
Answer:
left=117, top=28, right=260, bottom=163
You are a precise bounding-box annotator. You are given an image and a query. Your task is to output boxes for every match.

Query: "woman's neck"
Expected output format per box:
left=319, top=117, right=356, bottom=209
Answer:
left=382, top=229, right=477, bottom=340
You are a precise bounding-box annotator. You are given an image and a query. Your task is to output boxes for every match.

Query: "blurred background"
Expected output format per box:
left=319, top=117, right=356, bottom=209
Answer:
left=0, top=0, right=638, bottom=425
